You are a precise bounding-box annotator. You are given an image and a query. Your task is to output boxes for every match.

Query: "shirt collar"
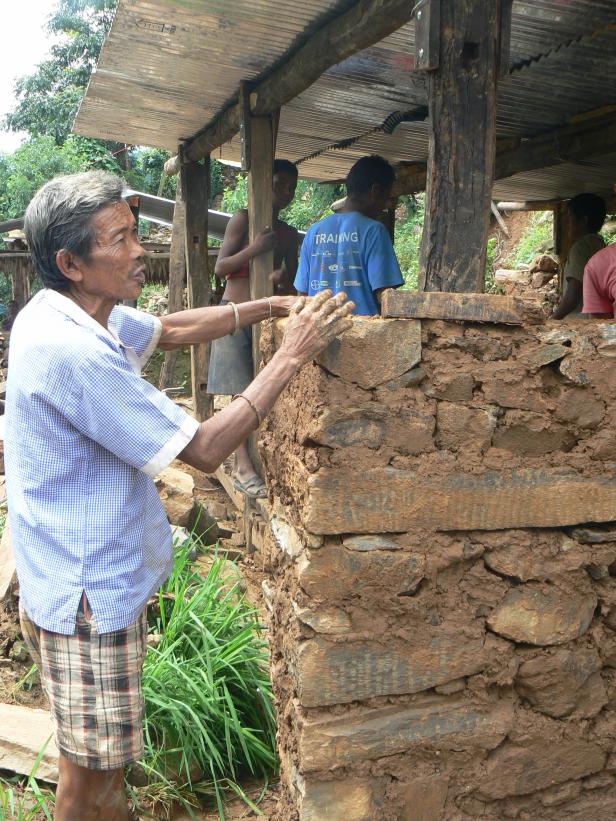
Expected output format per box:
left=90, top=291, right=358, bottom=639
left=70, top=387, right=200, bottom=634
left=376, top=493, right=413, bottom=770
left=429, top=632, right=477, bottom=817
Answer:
left=42, top=288, right=124, bottom=348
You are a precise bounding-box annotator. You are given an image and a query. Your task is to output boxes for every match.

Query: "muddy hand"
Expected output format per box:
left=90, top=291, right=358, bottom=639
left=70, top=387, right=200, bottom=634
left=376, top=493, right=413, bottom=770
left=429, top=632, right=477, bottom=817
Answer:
left=279, top=290, right=354, bottom=366
left=269, top=295, right=299, bottom=316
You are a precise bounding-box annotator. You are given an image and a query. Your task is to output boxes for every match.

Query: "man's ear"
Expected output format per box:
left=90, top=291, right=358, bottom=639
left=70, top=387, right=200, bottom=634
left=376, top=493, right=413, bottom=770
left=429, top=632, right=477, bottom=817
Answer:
left=55, top=248, right=84, bottom=284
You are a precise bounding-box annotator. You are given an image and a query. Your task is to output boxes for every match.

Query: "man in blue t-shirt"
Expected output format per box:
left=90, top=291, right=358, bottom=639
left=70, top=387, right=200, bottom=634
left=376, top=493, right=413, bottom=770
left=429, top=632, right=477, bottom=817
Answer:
left=295, top=155, right=404, bottom=315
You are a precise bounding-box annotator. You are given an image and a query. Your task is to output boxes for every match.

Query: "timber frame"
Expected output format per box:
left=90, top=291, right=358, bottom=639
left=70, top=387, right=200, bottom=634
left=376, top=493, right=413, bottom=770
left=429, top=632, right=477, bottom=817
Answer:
left=77, top=0, right=616, bottom=422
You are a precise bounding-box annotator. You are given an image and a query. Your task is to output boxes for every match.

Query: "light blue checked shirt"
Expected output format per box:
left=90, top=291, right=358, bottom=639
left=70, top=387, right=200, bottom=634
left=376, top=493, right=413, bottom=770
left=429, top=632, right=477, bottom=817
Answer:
left=5, top=289, right=199, bottom=635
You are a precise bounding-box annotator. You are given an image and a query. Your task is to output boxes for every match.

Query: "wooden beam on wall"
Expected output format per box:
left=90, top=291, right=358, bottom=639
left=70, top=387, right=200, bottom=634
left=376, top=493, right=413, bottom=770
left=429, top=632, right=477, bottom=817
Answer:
left=180, top=157, right=213, bottom=422
left=164, top=0, right=413, bottom=175
left=159, top=174, right=186, bottom=391
left=419, top=0, right=507, bottom=292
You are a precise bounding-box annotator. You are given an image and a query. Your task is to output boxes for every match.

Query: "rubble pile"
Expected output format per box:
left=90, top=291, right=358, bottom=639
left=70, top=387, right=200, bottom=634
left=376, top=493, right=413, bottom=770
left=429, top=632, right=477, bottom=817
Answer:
left=495, top=253, right=560, bottom=315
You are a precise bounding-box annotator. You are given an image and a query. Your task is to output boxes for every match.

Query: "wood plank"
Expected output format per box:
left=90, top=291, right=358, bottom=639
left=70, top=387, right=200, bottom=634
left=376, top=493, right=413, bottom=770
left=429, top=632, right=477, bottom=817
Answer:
left=380, top=289, right=529, bottom=325
left=159, top=174, right=186, bottom=390
left=303, top=467, right=616, bottom=534
left=296, top=634, right=488, bottom=707
left=419, top=0, right=505, bottom=292
left=214, top=465, right=244, bottom=512
left=164, top=0, right=413, bottom=174
left=181, top=157, right=213, bottom=422
left=0, top=703, right=59, bottom=783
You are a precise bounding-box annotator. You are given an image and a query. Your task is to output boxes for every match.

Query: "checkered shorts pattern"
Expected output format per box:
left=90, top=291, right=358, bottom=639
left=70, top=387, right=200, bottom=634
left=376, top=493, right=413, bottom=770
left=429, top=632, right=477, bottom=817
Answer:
left=19, top=599, right=148, bottom=770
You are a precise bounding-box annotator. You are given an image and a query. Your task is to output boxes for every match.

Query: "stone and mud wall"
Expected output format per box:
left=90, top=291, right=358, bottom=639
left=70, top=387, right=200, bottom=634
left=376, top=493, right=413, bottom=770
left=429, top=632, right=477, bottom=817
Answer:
left=257, top=313, right=616, bottom=820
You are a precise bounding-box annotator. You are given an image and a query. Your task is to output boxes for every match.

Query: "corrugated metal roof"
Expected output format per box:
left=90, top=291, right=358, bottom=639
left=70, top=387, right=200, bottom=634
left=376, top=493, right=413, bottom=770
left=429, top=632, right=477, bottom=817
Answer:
left=75, top=0, right=616, bottom=201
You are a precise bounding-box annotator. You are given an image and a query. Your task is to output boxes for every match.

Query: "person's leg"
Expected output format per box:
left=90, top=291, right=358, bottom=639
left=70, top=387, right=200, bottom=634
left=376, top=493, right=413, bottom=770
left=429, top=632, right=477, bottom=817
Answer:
left=234, top=440, right=260, bottom=481
left=55, top=756, right=128, bottom=821
left=19, top=601, right=147, bottom=821
left=207, top=322, right=266, bottom=495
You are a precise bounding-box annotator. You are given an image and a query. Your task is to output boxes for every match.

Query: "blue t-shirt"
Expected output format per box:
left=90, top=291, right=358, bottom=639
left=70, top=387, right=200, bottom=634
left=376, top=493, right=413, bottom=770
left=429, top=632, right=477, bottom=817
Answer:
left=294, top=212, right=404, bottom=315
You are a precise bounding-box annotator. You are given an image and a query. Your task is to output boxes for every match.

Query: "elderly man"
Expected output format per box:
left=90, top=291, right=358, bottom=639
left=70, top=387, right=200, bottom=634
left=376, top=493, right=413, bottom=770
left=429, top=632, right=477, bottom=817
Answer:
left=5, top=170, right=353, bottom=821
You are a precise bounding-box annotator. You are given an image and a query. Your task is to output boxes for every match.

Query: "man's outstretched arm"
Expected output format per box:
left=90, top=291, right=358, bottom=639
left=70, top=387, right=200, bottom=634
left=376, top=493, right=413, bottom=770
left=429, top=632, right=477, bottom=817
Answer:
left=178, top=290, right=354, bottom=474
left=157, top=295, right=296, bottom=350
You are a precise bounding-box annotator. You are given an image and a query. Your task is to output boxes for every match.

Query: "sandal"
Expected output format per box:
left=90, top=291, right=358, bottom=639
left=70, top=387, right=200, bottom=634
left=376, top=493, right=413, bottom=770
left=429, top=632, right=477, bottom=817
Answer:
left=233, top=475, right=267, bottom=499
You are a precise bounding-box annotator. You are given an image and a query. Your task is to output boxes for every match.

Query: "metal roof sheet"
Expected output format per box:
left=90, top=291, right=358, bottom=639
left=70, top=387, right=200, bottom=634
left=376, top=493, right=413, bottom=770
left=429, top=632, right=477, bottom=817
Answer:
left=75, top=0, right=616, bottom=201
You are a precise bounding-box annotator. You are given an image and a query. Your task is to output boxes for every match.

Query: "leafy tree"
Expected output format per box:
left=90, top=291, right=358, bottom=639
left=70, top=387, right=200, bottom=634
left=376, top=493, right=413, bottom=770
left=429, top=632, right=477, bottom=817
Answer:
left=0, top=134, right=123, bottom=221
left=5, top=0, right=117, bottom=144
left=127, top=148, right=176, bottom=198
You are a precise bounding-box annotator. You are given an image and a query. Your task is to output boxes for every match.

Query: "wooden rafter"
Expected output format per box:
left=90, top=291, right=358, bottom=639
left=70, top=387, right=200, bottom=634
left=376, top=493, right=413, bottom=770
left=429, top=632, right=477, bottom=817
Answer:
left=394, top=111, right=616, bottom=197
left=164, top=0, right=413, bottom=175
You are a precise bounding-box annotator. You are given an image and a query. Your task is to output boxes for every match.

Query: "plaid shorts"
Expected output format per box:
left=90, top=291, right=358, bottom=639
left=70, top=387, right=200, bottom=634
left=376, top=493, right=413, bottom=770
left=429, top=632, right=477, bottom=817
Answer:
left=19, top=597, right=148, bottom=770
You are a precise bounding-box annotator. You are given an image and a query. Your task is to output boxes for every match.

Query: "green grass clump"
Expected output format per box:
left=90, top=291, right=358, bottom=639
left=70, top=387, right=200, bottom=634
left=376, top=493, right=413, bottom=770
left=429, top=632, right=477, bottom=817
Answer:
left=139, top=543, right=277, bottom=817
left=504, top=211, right=553, bottom=268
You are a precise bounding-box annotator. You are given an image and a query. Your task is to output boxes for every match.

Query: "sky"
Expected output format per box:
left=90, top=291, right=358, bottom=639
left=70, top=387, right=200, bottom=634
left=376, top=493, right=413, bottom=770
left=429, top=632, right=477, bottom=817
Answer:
left=0, top=0, right=57, bottom=153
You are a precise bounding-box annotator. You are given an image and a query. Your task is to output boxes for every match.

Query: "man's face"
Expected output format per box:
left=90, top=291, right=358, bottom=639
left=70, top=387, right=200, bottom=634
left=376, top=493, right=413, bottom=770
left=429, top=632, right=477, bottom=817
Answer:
left=76, top=201, right=145, bottom=302
left=272, top=171, right=298, bottom=211
left=369, top=183, right=393, bottom=218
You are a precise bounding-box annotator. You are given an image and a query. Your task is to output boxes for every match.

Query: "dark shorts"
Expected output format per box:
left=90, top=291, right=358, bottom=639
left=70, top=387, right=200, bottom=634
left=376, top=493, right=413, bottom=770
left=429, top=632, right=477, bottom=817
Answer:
left=20, top=598, right=148, bottom=770
left=207, top=300, right=254, bottom=395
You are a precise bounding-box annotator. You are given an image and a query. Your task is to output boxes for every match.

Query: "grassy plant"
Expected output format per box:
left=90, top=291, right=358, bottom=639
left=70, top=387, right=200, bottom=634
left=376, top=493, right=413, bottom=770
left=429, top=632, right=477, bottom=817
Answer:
left=504, top=210, right=553, bottom=267
left=138, top=543, right=277, bottom=818
left=0, top=738, right=54, bottom=821
left=4, top=541, right=276, bottom=819
left=394, top=195, right=424, bottom=289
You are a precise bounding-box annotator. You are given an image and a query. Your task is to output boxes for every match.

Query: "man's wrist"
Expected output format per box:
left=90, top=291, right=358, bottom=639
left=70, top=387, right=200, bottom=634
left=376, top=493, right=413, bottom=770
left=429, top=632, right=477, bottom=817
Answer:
left=272, top=347, right=301, bottom=377
left=269, top=296, right=287, bottom=317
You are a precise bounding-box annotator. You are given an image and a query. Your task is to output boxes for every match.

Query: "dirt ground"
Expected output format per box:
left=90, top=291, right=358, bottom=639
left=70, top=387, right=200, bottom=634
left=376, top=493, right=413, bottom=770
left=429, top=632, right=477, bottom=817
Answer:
left=0, top=599, right=47, bottom=710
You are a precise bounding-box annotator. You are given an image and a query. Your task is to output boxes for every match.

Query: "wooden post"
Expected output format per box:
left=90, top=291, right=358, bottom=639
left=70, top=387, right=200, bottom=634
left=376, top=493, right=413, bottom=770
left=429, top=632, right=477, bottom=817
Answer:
left=554, top=201, right=572, bottom=298
left=124, top=195, right=140, bottom=308
left=11, top=266, right=30, bottom=308
left=247, top=114, right=276, bottom=376
left=419, top=0, right=509, bottom=292
left=181, top=157, right=213, bottom=422
left=159, top=174, right=186, bottom=391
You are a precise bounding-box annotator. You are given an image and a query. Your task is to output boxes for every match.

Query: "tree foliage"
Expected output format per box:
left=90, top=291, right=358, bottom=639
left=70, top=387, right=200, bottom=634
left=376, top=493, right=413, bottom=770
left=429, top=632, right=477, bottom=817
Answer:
left=221, top=176, right=342, bottom=230
left=0, top=134, right=123, bottom=220
left=5, top=0, right=117, bottom=144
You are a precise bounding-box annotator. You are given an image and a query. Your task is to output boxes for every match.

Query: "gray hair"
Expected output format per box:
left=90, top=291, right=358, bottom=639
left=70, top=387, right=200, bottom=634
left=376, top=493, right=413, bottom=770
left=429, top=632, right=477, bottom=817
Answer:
left=24, top=171, right=126, bottom=291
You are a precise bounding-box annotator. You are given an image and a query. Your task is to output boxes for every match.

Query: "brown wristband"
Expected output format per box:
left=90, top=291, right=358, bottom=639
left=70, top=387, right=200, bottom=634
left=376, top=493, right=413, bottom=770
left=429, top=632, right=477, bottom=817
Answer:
left=233, top=393, right=264, bottom=426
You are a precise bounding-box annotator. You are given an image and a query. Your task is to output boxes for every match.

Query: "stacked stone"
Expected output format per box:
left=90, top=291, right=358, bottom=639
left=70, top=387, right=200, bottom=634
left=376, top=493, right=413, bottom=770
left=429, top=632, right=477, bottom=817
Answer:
left=259, top=315, right=616, bottom=821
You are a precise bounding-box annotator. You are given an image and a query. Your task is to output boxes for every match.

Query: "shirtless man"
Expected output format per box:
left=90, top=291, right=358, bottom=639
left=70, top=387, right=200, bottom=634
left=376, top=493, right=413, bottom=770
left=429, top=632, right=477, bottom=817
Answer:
left=207, top=159, right=300, bottom=498
left=552, top=193, right=606, bottom=319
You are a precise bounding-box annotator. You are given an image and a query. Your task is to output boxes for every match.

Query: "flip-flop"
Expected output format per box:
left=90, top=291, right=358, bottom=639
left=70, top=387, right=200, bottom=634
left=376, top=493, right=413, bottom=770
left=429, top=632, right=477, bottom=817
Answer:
left=233, top=475, right=267, bottom=499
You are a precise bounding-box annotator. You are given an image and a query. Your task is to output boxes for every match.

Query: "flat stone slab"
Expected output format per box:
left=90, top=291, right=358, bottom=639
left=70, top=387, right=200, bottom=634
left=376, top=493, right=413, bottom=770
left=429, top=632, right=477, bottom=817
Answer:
left=296, top=632, right=488, bottom=707
left=316, top=317, right=421, bottom=389
left=487, top=582, right=596, bottom=646
left=0, top=703, right=58, bottom=783
left=299, top=696, right=513, bottom=772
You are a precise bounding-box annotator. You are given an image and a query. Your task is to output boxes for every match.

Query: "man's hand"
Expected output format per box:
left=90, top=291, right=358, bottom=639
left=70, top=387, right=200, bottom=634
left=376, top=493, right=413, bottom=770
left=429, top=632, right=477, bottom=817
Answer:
left=269, top=295, right=299, bottom=316
left=278, top=290, right=354, bottom=366
left=251, top=228, right=277, bottom=256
